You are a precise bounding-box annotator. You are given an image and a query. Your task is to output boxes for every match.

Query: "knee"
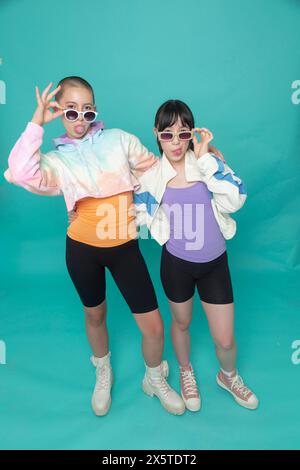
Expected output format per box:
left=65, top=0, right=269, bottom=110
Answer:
left=215, top=337, right=235, bottom=352
left=84, top=300, right=107, bottom=326
left=172, top=317, right=191, bottom=332
left=143, top=319, right=164, bottom=340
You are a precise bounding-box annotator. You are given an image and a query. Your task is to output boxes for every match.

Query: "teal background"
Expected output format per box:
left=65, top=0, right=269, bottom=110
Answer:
left=1, top=0, right=300, bottom=450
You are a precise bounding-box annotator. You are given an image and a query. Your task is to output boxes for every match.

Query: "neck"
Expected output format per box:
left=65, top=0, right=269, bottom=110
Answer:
left=169, top=155, right=186, bottom=173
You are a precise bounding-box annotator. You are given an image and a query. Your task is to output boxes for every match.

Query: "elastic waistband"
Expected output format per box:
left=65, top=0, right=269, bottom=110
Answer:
left=163, top=243, right=227, bottom=265
left=66, top=233, right=139, bottom=251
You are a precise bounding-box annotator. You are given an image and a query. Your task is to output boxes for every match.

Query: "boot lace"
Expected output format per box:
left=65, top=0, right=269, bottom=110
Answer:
left=181, top=368, right=198, bottom=396
left=95, top=364, right=111, bottom=391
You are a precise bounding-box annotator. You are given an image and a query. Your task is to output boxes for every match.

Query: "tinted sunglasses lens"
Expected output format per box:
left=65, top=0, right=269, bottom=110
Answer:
left=160, top=132, right=173, bottom=141
left=84, top=111, right=96, bottom=122
left=65, top=110, right=78, bottom=121
left=179, top=132, right=192, bottom=140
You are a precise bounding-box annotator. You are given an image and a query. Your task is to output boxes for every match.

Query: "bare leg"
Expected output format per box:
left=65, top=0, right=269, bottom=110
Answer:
left=84, top=299, right=109, bottom=358
left=133, top=308, right=164, bottom=368
left=169, top=297, right=194, bottom=367
left=201, top=300, right=237, bottom=373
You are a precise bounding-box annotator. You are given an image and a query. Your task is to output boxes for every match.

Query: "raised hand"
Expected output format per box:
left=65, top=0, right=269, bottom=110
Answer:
left=192, top=127, right=214, bottom=159
left=31, top=82, right=64, bottom=126
left=193, top=127, right=226, bottom=162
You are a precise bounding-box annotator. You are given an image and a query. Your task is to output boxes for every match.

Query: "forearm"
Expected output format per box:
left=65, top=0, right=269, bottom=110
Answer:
left=4, top=122, right=61, bottom=196
left=7, top=122, right=45, bottom=182
left=197, top=153, right=247, bottom=213
left=127, top=132, right=159, bottom=176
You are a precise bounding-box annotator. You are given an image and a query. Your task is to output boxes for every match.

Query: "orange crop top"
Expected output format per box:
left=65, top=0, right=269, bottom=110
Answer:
left=67, top=191, right=138, bottom=247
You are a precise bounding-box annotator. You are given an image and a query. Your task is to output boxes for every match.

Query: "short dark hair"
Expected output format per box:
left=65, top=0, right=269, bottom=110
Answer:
left=154, top=100, right=195, bottom=154
left=55, top=76, right=95, bottom=103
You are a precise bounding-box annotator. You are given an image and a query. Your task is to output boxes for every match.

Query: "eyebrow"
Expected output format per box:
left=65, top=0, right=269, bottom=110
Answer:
left=164, top=126, right=190, bottom=130
left=65, top=101, right=94, bottom=106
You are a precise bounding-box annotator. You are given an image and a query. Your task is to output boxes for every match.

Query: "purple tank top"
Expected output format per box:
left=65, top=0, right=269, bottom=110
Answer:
left=161, top=181, right=226, bottom=262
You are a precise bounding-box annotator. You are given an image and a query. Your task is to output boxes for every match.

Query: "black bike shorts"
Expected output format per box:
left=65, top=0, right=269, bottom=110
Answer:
left=66, top=235, right=158, bottom=313
left=160, top=245, right=234, bottom=304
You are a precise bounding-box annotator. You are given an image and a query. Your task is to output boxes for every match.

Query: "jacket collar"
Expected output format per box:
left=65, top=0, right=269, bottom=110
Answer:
left=161, top=149, right=203, bottom=183
left=53, top=120, right=105, bottom=149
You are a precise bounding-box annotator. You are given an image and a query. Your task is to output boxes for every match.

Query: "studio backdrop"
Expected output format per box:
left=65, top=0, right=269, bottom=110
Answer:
left=0, top=0, right=299, bottom=450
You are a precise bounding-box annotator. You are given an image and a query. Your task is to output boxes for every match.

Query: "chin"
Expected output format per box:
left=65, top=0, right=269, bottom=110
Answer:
left=169, top=154, right=184, bottom=161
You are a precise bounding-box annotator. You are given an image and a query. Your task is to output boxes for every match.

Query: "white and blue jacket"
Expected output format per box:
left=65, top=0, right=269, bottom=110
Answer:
left=133, top=150, right=247, bottom=245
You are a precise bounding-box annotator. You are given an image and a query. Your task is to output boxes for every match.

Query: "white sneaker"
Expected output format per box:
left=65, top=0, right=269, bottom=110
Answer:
left=90, top=352, right=113, bottom=416
left=142, top=361, right=185, bottom=415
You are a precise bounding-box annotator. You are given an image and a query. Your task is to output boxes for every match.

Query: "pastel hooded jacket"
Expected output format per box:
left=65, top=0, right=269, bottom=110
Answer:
left=4, top=121, right=158, bottom=211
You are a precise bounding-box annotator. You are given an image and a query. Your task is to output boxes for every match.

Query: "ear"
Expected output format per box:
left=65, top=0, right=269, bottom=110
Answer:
left=153, top=127, right=158, bottom=138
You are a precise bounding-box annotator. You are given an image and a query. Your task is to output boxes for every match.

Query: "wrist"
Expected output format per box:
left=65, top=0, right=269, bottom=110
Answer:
left=197, top=146, right=209, bottom=159
left=27, top=121, right=45, bottom=137
left=31, top=118, right=44, bottom=127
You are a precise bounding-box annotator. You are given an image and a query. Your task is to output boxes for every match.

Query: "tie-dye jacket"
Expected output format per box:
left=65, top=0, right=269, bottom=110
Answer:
left=3, top=121, right=158, bottom=211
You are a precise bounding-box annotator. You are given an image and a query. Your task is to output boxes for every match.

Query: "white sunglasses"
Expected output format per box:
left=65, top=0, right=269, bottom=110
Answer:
left=63, top=109, right=98, bottom=123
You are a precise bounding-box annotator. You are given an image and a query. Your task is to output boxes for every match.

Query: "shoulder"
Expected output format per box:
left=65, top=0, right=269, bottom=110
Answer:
left=101, top=128, right=130, bottom=139
left=98, top=128, right=134, bottom=146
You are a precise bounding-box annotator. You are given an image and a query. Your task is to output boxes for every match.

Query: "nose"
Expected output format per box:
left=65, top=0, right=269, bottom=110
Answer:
left=173, top=134, right=180, bottom=145
left=78, top=113, right=84, bottom=121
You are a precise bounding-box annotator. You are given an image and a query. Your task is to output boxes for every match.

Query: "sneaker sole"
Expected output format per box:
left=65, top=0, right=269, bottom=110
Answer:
left=216, top=375, right=258, bottom=410
left=181, top=391, right=201, bottom=412
left=142, top=380, right=185, bottom=416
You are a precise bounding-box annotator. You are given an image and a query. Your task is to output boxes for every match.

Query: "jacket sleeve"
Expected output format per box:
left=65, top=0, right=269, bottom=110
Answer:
left=133, top=190, right=159, bottom=227
left=132, top=161, right=161, bottom=228
left=196, top=152, right=247, bottom=213
left=3, top=121, right=62, bottom=196
left=125, top=132, right=160, bottom=177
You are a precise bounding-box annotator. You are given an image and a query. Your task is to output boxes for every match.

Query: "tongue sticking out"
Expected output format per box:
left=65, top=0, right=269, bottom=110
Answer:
left=74, top=125, right=85, bottom=134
